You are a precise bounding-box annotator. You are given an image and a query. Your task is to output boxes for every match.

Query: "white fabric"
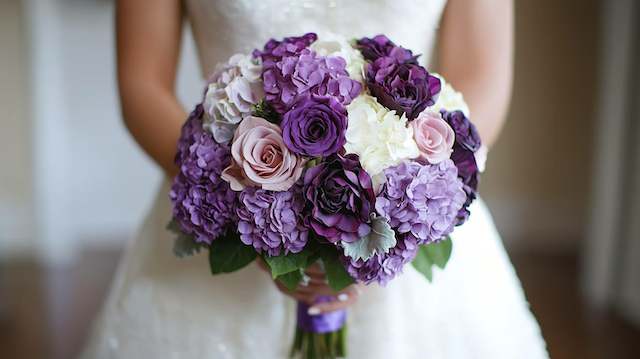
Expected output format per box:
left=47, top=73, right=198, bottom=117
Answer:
left=82, top=1, right=548, bottom=357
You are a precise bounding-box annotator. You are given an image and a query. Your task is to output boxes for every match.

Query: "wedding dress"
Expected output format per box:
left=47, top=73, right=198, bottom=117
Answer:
left=81, top=0, right=549, bottom=358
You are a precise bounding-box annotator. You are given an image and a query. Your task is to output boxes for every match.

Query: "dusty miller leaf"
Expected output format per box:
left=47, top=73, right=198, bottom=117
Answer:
left=342, top=215, right=396, bottom=261
left=166, top=219, right=203, bottom=258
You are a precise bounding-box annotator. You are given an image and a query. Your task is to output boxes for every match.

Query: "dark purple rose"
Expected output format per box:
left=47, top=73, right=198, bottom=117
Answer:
left=169, top=106, right=239, bottom=244
left=366, top=57, right=441, bottom=120
left=451, top=144, right=479, bottom=226
left=281, top=97, right=347, bottom=157
left=441, top=110, right=482, bottom=152
left=253, top=32, right=318, bottom=68
left=355, top=35, right=418, bottom=64
left=441, top=110, right=482, bottom=225
left=303, top=153, right=376, bottom=243
left=342, top=233, right=418, bottom=285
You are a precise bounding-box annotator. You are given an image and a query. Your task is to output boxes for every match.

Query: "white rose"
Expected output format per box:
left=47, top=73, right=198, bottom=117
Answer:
left=431, top=73, right=470, bottom=117
left=310, top=34, right=366, bottom=83
left=345, top=95, right=420, bottom=188
left=203, top=53, right=264, bottom=143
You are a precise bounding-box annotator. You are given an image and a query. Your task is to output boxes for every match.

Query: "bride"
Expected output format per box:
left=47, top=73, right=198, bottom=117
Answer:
left=82, top=0, right=548, bottom=358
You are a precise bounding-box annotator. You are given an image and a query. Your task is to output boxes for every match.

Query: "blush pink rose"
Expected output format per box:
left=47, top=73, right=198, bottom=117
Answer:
left=411, top=111, right=455, bottom=164
left=222, top=116, right=304, bottom=191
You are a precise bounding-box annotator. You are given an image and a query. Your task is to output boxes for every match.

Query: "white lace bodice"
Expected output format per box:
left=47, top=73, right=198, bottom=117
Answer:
left=185, top=0, right=447, bottom=76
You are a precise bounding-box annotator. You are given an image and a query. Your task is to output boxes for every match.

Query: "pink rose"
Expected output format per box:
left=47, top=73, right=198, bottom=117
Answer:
left=411, top=111, right=455, bottom=164
left=222, top=116, right=304, bottom=191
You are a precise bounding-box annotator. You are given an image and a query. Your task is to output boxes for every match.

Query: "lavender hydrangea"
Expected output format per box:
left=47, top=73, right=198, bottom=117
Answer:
left=343, top=233, right=418, bottom=285
left=260, top=48, right=362, bottom=114
left=375, top=160, right=466, bottom=244
left=169, top=105, right=238, bottom=244
left=236, top=184, right=309, bottom=256
left=253, top=32, right=318, bottom=68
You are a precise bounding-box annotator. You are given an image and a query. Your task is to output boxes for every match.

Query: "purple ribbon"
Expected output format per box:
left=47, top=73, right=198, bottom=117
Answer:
left=296, top=296, right=347, bottom=333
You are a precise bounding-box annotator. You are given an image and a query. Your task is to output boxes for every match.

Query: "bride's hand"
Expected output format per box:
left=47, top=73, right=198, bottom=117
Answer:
left=257, top=259, right=362, bottom=314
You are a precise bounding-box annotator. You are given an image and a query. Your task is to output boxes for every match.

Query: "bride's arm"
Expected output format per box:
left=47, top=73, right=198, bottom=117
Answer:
left=116, top=0, right=185, bottom=176
left=437, top=0, right=514, bottom=148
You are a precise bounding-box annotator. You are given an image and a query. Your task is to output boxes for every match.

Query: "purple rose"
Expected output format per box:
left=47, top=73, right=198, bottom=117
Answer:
left=366, top=57, right=441, bottom=120
left=261, top=48, right=362, bottom=114
left=441, top=110, right=482, bottom=225
left=441, top=110, right=482, bottom=152
left=253, top=32, right=318, bottom=68
left=355, top=35, right=418, bottom=64
left=303, top=153, right=376, bottom=243
left=450, top=144, right=479, bottom=225
left=281, top=97, right=347, bottom=157
left=236, top=184, right=309, bottom=256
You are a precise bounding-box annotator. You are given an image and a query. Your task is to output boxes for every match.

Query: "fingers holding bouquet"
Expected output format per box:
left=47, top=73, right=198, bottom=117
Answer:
left=258, top=258, right=362, bottom=313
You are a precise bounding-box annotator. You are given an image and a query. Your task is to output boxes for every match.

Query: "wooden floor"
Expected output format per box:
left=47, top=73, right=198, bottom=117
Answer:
left=1, top=249, right=639, bottom=359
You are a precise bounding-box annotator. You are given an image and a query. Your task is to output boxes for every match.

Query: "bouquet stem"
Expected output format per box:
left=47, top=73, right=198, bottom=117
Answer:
left=290, top=298, right=347, bottom=359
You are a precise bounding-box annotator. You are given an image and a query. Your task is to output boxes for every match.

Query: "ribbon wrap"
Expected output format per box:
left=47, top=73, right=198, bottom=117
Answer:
left=296, top=296, right=347, bottom=333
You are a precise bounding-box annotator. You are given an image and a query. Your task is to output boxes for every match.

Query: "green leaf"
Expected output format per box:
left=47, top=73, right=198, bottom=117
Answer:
left=166, top=219, right=183, bottom=234
left=252, top=100, right=280, bottom=123
left=166, top=219, right=203, bottom=258
left=172, top=234, right=204, bottom=258
left=412, top=237, right=453, bottom=282
left=277, top=269, right=304, bottom=291
left=342, top=215, right=396, bottom=261
left=319, top=246, right=355, bottom=292
left=208, top=232, right=257, bottom=274
left=263, top=250, right=312, bottom=278
left=430, top=237, right=453, bottom=269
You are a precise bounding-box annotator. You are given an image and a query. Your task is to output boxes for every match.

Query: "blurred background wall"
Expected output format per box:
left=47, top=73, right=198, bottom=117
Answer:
left=0, top=0, right=201, bottom=263
left=482, top=0, right=598, bottom=253
left=0, top=0, right=33, bottom=258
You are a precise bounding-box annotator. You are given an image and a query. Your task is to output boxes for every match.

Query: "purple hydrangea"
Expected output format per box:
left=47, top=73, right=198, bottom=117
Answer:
left=303, top=153, right=376, bottom=243
left=169, top=105, right=239, bottom=244
left=441, top=110, right=482, bottom=225
left=355, top=35, right=418, bottom=64
left=281, top=96, right=347, bottom=157
left=236, top=184, right=309, bottom=256
left=366, top=57, right=441, bottom=120
left=261, top=48, right=362, bottom=114
left=342, top=233, right=418, bottom=285
left=253, top=32, right=318, bottom=68
left=376, top=160, right=466, bottom=244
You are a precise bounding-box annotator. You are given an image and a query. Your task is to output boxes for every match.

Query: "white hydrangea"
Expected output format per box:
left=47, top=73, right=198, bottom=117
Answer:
left=431, top=73, right=470, bottom=117
left=310, top=34, right=366, bottom=83
left=345, top=94, right=420, bottom=187
left=203, top=53, right=264, bottom=143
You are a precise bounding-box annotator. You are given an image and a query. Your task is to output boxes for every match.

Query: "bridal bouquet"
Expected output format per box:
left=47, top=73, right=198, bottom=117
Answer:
left=168, top=33, right=482, bottom=359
